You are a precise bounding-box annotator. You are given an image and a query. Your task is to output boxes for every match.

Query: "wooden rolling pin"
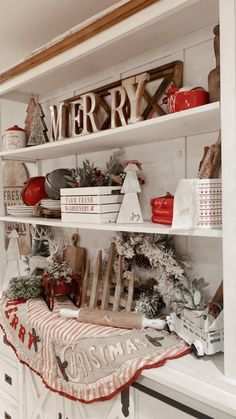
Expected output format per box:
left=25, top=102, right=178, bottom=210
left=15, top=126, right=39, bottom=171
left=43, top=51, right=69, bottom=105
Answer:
left=60, top=308, right=166, bottom=330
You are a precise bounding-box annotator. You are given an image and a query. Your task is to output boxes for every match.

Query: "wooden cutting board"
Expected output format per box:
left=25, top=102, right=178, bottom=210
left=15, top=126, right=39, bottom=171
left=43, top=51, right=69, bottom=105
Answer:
left=63, top=233, right=86, bottom=274
left=3, top=161, right=31, bottom=255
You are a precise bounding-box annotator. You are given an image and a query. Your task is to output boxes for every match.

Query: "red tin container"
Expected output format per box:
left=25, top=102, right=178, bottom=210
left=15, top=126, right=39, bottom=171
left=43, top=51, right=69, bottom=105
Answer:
left=165, top=86, right=209, bottom=113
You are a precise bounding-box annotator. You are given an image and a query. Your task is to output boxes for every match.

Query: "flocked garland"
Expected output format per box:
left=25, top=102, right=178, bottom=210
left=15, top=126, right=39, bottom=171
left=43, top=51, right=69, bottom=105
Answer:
left=6, top=275, right=42, bottom=300
left=5, top=260, right=73, bottom=300
left=6, top=233, right=208, bottom=319
left=113, top=232, right=208, bottom=317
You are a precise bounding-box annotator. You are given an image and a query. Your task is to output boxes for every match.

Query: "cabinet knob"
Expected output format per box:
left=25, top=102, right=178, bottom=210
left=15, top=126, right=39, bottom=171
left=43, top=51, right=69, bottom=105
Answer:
left=4, top=413, right=12, bottom=419
left=3, top=336, right=9, bottom=346
left=5, top=373, right=12, bottom=386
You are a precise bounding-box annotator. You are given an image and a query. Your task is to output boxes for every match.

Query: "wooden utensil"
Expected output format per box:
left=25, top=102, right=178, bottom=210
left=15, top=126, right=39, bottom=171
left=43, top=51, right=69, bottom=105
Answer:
left=60, top=307, right=166, bottom=330
left=212, top=280, right=223, bottom=305
left=198, top=131, right=221, bottom=179
left=208, top=24, right=220, bottom=103
left=63, top=233, right=86, bottom=274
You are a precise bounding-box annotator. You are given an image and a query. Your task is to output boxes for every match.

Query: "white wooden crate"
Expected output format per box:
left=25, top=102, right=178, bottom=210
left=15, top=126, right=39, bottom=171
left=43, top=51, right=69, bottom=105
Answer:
left=60, top=186, right=123, bottom=223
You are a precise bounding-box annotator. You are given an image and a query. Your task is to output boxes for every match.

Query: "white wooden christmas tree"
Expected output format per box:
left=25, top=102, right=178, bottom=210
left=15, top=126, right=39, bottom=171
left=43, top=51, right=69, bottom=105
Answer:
left=27, top=102, right=49, bottom=146
left=3, top=229, right=21, bottom=289
left=116, top=161, right=143, bottom=223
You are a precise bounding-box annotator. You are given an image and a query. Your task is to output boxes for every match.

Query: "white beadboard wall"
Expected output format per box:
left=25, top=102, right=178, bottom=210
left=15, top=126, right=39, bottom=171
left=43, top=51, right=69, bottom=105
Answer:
left=0, top=99, right=26, bottom=131
left=0, top=23, right=222, bottom=295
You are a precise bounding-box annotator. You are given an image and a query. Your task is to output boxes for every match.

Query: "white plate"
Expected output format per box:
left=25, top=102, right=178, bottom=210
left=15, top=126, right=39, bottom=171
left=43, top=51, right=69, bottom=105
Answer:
left=41, top=199, right=60, bottom=204
left=8, top=212, right=35, bottom=217
left=7, top=205, right=34, bottom=211
left=40, top=199, right=61, bottom=210
left=7, top=206, right=34, bottom=209
left=41, top=204, right=61, bottom=208
left=41, top=203, right=61, bottom=207
left=7, top=209, right=35, bottom=213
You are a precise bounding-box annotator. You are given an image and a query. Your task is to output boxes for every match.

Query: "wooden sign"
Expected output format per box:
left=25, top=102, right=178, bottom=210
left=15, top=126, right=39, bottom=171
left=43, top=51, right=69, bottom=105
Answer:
left=49, top=60, right=183, bottom=140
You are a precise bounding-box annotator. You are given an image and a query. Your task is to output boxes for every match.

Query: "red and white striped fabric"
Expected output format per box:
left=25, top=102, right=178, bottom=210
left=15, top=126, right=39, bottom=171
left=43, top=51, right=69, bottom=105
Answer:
left=0, top=296, right=189, bottom=403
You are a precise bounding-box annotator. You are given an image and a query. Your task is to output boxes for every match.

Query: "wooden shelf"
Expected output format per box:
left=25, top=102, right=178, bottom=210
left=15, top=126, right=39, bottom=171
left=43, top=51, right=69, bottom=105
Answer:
left=140, top=353, right=236, bottom=419
left=0, top=102, right=220, bottom=161
left=0, top=0, right=218, bottom=97
left=0, top=216, right=222, bottom=237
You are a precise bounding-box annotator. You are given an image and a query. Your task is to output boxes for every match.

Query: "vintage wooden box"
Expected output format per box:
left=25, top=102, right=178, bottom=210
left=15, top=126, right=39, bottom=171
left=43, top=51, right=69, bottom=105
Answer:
left=60, top=186, right=123, bottom=223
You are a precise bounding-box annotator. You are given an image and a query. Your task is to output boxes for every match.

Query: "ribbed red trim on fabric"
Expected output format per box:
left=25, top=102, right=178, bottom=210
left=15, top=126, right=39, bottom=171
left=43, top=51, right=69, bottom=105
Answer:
left=0, top=323, right=190, bottom=404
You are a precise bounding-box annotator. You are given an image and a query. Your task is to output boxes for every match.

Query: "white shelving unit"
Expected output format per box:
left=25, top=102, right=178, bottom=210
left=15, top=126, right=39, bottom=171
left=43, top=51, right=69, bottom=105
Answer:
left=0, top=102, right=220, bottom=160
left=140, top=353, right=236, bottom=419
left=0, top=0, right=218, bottom=98
left=0, top=216, right=222, bottom=238
left=0, top=0, right=235, bottom=418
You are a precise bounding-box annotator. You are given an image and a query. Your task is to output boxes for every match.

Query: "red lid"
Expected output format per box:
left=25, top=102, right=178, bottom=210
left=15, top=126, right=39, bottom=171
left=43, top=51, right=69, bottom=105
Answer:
left=167, top=85, right=179, bottom=96
left=6, top=125, right=25, bottom=132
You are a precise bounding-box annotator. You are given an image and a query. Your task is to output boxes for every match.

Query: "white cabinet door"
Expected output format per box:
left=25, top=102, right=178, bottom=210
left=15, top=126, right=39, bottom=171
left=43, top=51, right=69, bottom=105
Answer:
left=0, top=355, right=18, bottom=402
left=23, top=366, right=64, bottom=419
left=135, top=388, right=195, bottom=419
left=0, top=393, right=18, bottom=419
left=65, top=389, right=134, bottom=419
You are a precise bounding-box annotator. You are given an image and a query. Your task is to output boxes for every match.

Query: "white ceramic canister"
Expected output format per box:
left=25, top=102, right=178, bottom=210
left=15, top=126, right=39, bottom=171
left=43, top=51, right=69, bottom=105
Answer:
left=2, top=125, right=26, bottom=150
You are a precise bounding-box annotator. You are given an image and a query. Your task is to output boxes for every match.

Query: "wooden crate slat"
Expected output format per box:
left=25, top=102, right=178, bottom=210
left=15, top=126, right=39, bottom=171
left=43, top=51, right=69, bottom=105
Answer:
left=86, top=288, right=130, bottom=309
left=101, top=242, right=115, bottom=309
left=89, top=250, right=102, bottom=308
left=81, top=259, right=90, bottom=306
left=126, top=270, right=135, bottom=312
left=113, top=255, right=123, bottom=311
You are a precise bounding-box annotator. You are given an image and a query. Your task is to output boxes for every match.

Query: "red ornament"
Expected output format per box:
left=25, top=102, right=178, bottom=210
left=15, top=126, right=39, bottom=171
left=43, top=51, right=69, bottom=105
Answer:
left=150, top=193, right=174, bottom=225
left=21, top=176, right=48, bottom=206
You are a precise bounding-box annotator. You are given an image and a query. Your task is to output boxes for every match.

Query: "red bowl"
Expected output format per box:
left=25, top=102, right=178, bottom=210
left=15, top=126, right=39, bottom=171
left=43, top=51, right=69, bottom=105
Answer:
left=21, top=176, right=48, bottom=206
left=168, top=90, right=209, bottom=113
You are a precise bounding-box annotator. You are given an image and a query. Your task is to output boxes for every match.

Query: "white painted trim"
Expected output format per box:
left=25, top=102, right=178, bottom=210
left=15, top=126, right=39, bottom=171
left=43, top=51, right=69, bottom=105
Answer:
left=220, top=0, right=236, bottom=380
left=1, top=91, right=32, bottom=104
left=0, top=157, right=5, bottom=287
left=0, top=0, right=195, bottom=96
left=38, top=23, right=216, bottom=104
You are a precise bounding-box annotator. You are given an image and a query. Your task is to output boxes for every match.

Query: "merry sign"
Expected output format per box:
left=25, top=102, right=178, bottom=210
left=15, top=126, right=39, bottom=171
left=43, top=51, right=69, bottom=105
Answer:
left=50, top=72, right=150, bottom=139
left=49, top=61, right=183, bottom=141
